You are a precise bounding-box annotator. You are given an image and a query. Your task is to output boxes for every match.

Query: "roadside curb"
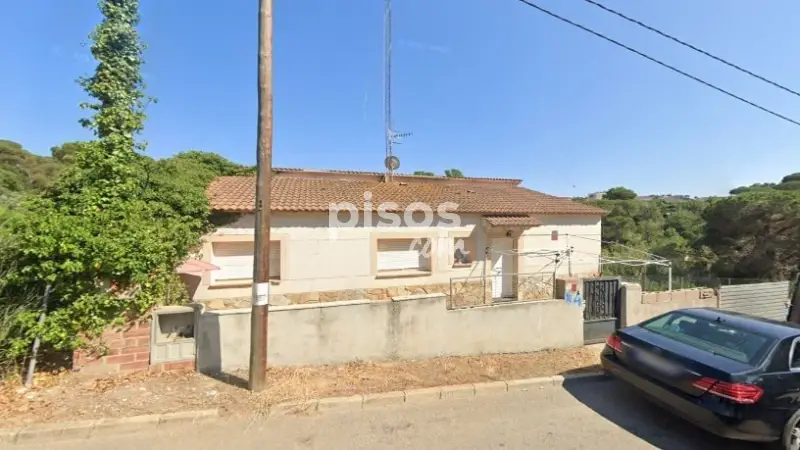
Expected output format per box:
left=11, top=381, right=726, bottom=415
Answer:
left=268, top=371, right=607, bottom=416
left=0, top=372, right=608, bottom=443
left=0, top=409, right=219, bottom=445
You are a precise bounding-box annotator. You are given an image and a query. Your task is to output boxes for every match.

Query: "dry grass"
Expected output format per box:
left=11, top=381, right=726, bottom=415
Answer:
left=0, top=346, right=601, bottom=427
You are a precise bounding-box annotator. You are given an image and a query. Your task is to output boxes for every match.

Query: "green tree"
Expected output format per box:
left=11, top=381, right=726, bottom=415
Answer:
left=703, top=190, right=800, bottom=280
left=50, top=141, right=89, bottom=164
left=0, top=140, right=64, bottom=199
left=79, top=0, right=148, bottom=148
left=730, top=183, right=776, bottom=195
left=49, top=0, right=152, bottom=205
left=604, top=186, right=637, bottom=200
left=444, top=168, right=464, bottom=178
left=730, top=172, right=800, bottom=194
left=782, top=173, right=800, bottom=183
left=774, top=181, right=800, bottom=191
left=581, top=175, right=800, bottom=286
left=413, top=170, right=435, bottom=176
left=170, top=151, right=254, bottom=177
left=4, top=0, right=201, bottom=355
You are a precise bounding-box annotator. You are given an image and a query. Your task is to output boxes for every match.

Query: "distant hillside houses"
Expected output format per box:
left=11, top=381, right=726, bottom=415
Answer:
left=586, top=191, right=703, bottom=202
left=586, top=191, right=606, bottom=200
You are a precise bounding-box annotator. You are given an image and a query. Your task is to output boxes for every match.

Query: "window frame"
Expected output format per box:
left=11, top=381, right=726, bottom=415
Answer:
left=376, top=237, right=431, bottom=274
left=788, top=336, right=800, bottom=372
left=448, top=230, right=477, bottom=269
left=639, top=311, right=776, bottom=366
left=204, top=234, right=286, bottom=287
left=371, top=231, right=437, bottom=279
left=211, top=240, right=282, bottom=284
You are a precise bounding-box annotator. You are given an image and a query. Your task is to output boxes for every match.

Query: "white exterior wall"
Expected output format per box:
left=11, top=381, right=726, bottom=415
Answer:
left=518, top=215, right=602, bottom=277
left=189, top=212, right=602, bottom=301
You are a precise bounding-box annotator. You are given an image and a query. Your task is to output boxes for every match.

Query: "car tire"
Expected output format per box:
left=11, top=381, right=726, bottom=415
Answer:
left=782, top=409, right=800, bottom=450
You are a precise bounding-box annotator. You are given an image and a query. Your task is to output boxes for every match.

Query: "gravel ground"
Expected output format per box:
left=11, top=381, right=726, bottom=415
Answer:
left=0, top=346, right=602, bottom=427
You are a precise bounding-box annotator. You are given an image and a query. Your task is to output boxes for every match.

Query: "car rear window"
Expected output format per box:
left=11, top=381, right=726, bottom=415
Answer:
left=640, top=312, right=776, bottom=365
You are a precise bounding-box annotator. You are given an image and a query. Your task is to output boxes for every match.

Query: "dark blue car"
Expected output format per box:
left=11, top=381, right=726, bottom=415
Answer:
left=601, top=308, right=800, bottom=450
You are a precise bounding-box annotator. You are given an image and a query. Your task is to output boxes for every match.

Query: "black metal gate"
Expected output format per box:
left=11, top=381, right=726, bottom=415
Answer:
left=583, top=277, right=621, bottom=345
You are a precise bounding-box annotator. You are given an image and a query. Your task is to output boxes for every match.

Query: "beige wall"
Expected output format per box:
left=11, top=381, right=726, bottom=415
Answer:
left=190, top=212, right=602, bottom=302
left=196, top=293, right=584, bottom=370
left=620, top=283, right=719, bottom=327
left=519, top=215, right=602, bottom=277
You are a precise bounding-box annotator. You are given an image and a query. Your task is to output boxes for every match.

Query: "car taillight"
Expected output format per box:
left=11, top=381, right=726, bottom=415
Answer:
left=691, top=377, right=763, bottom=404
left=606, top=334, right=622, bottom=352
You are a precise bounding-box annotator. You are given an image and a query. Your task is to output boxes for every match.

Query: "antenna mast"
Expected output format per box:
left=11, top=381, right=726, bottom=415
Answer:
left=383, top=0, right=410, bottom=180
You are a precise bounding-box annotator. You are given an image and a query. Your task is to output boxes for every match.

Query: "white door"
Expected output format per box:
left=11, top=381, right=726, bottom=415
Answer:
left=491, top=238, right=514, bottom=299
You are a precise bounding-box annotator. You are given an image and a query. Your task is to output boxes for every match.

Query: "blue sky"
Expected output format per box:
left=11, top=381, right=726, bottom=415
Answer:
left=2, top=0, right=800, bottom=197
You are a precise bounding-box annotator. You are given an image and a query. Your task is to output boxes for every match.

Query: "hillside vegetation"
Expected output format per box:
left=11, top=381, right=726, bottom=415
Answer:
left=0, top=140, right=253, bottom=205
left=3, top=141, right=796, bottom=289
left=0, top=141, right=64, bottom=203
left=582, top=177, right=800, bottom=289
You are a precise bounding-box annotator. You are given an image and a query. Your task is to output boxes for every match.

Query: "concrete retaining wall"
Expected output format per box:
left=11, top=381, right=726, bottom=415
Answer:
left=196, top=294, right=583, bottom=371
left=620, top=284, right=718, bottom=327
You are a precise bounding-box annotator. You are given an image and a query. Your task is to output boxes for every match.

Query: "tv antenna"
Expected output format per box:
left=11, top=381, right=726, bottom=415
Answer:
left=384, top=0, right=411, bottom=180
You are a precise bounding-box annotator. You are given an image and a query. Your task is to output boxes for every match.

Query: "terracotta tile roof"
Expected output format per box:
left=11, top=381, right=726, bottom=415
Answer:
left=272, top=168, right=522, bottom=184
left=207, top=170, right=606, bottom=216
left=483, top=216, right=543, bottom=227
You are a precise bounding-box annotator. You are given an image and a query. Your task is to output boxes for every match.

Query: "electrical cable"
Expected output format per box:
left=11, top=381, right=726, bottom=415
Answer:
left=580, top=0, right=800, bottom=99
left=515, top=0, right=800, bottom=128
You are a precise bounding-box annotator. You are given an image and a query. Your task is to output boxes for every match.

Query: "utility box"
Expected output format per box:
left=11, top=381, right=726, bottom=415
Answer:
left=150, top=305, right=198, bottom=364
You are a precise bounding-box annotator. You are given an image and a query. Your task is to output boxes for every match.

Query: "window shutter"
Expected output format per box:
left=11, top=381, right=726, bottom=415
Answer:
left=269, top=241, right=281, bottom=278
left=377, top=239, right=428, bottom=271
left=212, top=241, right=281, bottom=281
left=212, top=242, right=253, bottom=281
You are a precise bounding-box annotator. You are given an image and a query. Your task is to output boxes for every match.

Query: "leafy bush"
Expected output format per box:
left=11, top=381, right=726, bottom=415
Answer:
left=0, top=0, right=210, bottom=356
left=0, top=258, right=34, bottom=375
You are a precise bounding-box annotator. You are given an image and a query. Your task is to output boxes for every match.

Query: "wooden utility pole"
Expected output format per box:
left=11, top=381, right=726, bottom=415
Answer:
left=249, top=0, right=273, bottom=392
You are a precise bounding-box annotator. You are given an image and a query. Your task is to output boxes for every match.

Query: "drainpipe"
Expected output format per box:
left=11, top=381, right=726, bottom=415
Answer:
left=566, top=234, right=573, bottom=277
left=668, top=262, right=673, bottom=292
left=483, top=245, right=489, bottom=304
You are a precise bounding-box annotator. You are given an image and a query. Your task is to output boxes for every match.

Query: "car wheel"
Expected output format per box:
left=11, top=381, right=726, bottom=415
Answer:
left=783, top=409, right=800, bottom=450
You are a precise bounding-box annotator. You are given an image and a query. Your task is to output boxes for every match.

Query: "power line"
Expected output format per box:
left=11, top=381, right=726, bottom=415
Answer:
left=580, top=0, right=800, bottom=99
left=515, top=0, right=800, bottom=128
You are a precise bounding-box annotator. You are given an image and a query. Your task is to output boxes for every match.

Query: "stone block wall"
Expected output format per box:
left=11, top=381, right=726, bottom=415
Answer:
left=517, top=274, right=555, bottom=301
left=72, top=321, right=195, bottom=376
left=620, top=284, right=719, bottom=327
left=449, top=280, right=491, bottom=308
left=200, top=281, right=490, bottom=310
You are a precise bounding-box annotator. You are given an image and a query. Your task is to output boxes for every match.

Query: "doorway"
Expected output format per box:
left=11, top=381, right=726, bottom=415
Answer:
left=490, top=237, right=515, bottom=300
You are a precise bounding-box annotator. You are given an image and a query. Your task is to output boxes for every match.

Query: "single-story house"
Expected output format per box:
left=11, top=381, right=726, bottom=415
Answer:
left=181, top=168, right=606, bottom=309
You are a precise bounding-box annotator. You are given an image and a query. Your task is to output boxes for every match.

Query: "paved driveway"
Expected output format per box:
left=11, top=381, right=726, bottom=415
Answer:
left=18, top=378, right=767, bottom=450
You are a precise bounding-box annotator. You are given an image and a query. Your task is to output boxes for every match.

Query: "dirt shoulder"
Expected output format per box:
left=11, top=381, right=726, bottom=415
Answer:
left=0, top=346, right=602, bottom=428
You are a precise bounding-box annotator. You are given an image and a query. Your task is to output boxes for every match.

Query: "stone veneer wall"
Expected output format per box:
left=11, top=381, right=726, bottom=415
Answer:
left=517, top=274, right=555, bottom=301
left=620, top=284, right=719, bottom=327
left=198, top=277, right=560, bottom=311
left=201, top=281, right=493, bottom=310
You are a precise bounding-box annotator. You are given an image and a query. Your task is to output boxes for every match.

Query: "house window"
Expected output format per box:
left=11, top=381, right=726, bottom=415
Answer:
left=377, top=238, right=431, bottom=273
left=453, top=238, right=472, bottom=266
left=211, top=241, right=280, bottom=283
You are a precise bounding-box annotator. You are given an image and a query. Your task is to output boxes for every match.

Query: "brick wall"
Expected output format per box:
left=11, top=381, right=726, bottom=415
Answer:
left=72, top=321, right=195, bottom=376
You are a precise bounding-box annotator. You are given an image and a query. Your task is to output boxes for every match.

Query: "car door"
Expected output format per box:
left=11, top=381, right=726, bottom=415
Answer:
left=761, top=337, right=800, bottom=422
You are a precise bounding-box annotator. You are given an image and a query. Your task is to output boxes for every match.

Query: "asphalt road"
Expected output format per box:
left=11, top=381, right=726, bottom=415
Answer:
left=17, top=378, right=772, bottom=450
